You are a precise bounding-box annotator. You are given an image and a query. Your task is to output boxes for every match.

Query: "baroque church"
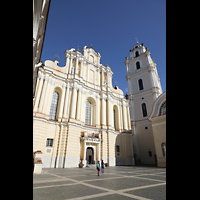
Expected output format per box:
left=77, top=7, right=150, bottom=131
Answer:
left=33, top=43, right=166, bottom=169
left=33, top=45, right=134, bottom=168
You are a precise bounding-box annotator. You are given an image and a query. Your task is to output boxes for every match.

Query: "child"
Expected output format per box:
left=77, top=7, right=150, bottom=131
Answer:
left=97, top=161, right=100, bottom=176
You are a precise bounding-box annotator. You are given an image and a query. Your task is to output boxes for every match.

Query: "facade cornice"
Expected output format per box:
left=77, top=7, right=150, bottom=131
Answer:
left=128, top=88, right=157, bottom=99
left=40, top=66, right=125, bottom=102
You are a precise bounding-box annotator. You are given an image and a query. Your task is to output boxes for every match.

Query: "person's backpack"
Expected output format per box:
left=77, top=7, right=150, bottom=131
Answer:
left=97, top=163, right=100, bottom=170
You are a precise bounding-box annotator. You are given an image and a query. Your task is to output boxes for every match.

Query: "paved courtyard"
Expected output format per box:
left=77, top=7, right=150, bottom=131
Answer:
left=33, top=166, right=166, bottom=200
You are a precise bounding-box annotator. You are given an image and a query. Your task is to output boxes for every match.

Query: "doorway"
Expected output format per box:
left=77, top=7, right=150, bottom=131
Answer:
left=86, top=147, right=94, bottom=164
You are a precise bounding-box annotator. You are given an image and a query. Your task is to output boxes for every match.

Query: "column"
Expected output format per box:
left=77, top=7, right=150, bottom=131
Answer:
left=123, top=102, right=128, bottom=130
left=109, top=100, right=114, bottom=129
left=82, top=61, right=86, bottom=81
left=76, top=87, right=82, bottom=120
left=70, top=84, right=78, bottom=119
left=97, top=68, right=100, bottom=87
left=119, top=103, right=123, bottom=131
left=42, top=76, right=52, bottom=115
left=87, top=63, right=89, bottom=82
left=68, top=57, right=73, bottom=74
left=127, top=105, right=131, bottom=130
left=44, top=76, right=54, bottom=115
left=82, top=140, right=87, bottom=166
left=101, top=71, right=104, bottom=86
left=66, top=86, right=73, bottom=119
left=101, top=95, right=106, bottom=127
left=75, top=57, right=79, bottom=74
left=38, top=76, right=48, bottom=113
left=107, top=72, right=110, bottom=88
left=65, top=57, right=70, bottom=74
left=96, top=96, right=100, bottom=128
left=107, top=96, right=111, bottom=128
left=80, top=60, right=83, bottom=78
left=58, top=84, right=66, bottom=120
left=63, top=82, right=69, bottom=120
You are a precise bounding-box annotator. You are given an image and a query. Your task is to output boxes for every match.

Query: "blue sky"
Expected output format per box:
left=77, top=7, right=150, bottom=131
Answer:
left=41, top=0, right=166, bottom=94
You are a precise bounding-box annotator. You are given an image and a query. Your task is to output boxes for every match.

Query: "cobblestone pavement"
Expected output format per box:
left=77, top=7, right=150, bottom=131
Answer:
left=33, top=166, right=166, bottom=200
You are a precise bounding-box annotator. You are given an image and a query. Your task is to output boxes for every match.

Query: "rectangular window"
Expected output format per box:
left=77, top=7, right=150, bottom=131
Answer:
left=116, top=145, right=120, bottom=152
left=148, top=150, right=152, bottom=157
left=46, top=138, right=53, bottom=147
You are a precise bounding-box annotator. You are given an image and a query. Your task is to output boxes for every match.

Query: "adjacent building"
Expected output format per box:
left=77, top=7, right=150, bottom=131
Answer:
left=33, top=0, right=51, bottom=97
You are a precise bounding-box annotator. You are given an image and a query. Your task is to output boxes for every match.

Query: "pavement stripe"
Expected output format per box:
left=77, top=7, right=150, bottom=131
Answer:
left=33, top=182, right=78, bottom=189
left=65, top=191, right=113, bottom=200
left=119, top=182, right=166, bottom=192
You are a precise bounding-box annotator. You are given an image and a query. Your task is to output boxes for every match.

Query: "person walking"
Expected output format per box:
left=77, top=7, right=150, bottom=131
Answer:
left=97, top=161, right=100, bottom=176
left=101, top=160, right=104, bottom=173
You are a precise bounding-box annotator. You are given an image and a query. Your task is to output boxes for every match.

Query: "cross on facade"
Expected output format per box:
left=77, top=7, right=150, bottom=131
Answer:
left=89, top=43, right=94, bottom=48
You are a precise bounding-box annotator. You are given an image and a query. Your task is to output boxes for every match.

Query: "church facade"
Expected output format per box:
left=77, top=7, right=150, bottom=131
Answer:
left=33, top=46, right=133, bottom=168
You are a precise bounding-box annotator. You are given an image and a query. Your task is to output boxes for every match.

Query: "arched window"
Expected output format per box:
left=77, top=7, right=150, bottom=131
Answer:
left=49, top=92, right=59, bottom=120
left=142, top=103, right=147, bottom=117
left=113, top=106, right=119, bottom=131
left=85, top=101, right=92, bottom=125
left=159, top=101, right=166, bottom=116
left=135, top=51, right=139, bottom=57
left=136, top=61, right=140, bottom=69
left=138, top=79, right=144, bottom=90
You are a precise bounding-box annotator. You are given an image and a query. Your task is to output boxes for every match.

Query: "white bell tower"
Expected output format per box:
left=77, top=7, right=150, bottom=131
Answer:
left=125, top=41, right=162, bottom=165
left=125, top=42, right=162, bottom=121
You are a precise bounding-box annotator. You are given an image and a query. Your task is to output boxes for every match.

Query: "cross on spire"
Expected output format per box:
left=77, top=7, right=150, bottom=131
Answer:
left=135, top=37, right=139, bottom=44
left=54, top=53, right=60, bottom=61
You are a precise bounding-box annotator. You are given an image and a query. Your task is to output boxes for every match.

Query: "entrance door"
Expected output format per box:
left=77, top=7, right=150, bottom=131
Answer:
left=86, top=147, right=94, bottom=164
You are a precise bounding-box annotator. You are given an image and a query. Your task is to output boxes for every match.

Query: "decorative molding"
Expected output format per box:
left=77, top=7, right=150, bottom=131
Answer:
left=80, top=137, right=103, bottom=143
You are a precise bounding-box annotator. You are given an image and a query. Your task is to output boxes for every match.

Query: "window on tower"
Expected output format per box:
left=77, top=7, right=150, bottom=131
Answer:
left=135, top=51, right=139, bottom=57
left=136, top=61, right=140, bottom=69
left=138, top=79, right=144, bottom=90
left=142, top=103, right=148, bottom=117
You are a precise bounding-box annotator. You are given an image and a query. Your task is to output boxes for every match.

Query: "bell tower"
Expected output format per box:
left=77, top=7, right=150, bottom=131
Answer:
left=125, top=42, right=162, bottom=165
left=125, top=42, right=162, bottom=121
